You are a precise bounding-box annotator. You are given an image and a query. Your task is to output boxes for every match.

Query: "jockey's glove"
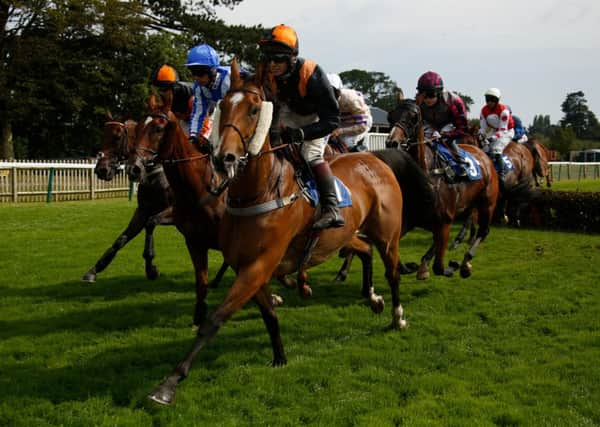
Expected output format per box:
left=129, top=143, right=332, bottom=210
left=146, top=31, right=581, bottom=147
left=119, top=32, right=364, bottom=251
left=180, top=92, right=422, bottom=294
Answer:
left=281, top=127, right=304, bottom=145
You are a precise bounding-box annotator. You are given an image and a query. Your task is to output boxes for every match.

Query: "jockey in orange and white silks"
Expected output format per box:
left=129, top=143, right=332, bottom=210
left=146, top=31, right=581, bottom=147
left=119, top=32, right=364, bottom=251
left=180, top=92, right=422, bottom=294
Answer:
left=327, top=73, right=372, bottom=151
left=478, top=88, right=515, bottom=155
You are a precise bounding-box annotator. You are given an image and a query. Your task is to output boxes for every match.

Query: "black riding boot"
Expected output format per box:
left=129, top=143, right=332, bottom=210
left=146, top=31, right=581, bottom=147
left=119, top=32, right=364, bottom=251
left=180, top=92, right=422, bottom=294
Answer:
left=311, top=162, right=345, bottom=230
left=494, top=153, right=506, bottom=182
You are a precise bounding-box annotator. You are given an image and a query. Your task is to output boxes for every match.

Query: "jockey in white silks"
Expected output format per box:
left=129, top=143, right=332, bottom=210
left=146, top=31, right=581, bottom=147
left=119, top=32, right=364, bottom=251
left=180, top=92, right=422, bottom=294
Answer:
left=478, top=88, right=515, bottom=179
left=327, top=73, right=373, bottom=151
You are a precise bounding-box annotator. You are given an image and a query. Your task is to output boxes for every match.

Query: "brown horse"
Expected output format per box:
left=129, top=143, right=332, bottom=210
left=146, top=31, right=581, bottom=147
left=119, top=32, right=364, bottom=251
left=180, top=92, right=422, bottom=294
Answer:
left=127, top=97, right=233, bottom=326
left=82, top=116, right=178, bottom=283
left=493, top=141, right=536, bottom=225
left=526, top=138, right=552, bottom=187
left=386, top=99, right=499, bottom=279
left=147, top=60, right=407, bottom=405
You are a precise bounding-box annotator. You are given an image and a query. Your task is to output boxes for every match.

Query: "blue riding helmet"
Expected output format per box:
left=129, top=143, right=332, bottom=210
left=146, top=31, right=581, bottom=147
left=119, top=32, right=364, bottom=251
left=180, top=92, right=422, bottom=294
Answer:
left=185, top=44, right=219, bottom=68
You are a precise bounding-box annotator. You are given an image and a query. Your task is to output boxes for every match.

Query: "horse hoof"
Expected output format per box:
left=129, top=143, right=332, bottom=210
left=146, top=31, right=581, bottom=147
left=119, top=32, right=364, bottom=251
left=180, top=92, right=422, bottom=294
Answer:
left=387, top=319, right=408, bottom=330
left=334, top=273, right=347, bottom=282
left=271, top=294, right=284, bottom=307
left=300, top=285, right=312, bottom=299
left=501, top=215, right=509, bottom=225
left=272, top=356, right=287, bottom=367
left=148, top=383, right=176, bottom=405
left=370, top=296, right=385, bottom=314
left=416, top=270, right=430, bottom=280
left=81, top=272, right=97, bottom=283
left=146, top=266, right=160, bottom=280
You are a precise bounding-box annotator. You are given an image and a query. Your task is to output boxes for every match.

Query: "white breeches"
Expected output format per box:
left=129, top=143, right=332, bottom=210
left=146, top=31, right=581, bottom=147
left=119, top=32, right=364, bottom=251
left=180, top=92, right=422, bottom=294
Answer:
left=279, top=104, right=326, bottom=165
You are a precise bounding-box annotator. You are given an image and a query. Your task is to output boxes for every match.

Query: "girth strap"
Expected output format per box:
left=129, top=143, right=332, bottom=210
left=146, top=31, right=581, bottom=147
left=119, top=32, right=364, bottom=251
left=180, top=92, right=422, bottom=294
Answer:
left=226, top=191, right=302, bottom=216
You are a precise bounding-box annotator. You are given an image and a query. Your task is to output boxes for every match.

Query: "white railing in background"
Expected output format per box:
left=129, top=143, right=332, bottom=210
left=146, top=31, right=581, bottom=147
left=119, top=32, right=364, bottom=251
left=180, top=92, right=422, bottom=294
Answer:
left=2, top=139, right=600, bottom=203
left=0, top=159, right=131, bottom=203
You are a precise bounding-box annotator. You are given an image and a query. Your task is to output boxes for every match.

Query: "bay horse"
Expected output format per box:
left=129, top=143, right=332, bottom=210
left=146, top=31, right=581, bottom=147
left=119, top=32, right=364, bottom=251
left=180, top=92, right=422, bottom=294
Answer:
left=386, top=99, right=499, bottom=279
left=83, top=114, right=230, bottom=285
left=82, top=116, right=175, bottom=282
left=146, top=60, right=407, bottom=405
left=493, top=141, right=536, bottom=225
left=526, top=138, right=552, bottom=187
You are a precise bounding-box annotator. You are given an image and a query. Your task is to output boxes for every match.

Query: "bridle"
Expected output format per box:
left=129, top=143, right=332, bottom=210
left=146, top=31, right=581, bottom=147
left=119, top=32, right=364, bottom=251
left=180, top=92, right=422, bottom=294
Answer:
left=101, top=120, right=131, bottom=163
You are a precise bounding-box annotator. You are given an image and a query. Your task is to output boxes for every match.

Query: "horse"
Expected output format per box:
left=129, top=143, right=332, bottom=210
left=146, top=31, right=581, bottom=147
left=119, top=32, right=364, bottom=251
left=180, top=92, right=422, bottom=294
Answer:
left=146, top=60, right=407, bottom=405
left=386, top=99, right=499, bottom=279
left=82, top=116, right=183, bottom=282
left=526, top=138, right=552, bottom=187
left=493, top=141, right=536, bottom=226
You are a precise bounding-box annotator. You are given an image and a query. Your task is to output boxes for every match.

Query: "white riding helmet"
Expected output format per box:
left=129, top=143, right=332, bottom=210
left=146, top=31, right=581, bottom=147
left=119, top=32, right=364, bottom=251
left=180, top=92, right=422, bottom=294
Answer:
left=485, top=87, right=502, bottom=99
left=327, top=73, right=343, bottom=91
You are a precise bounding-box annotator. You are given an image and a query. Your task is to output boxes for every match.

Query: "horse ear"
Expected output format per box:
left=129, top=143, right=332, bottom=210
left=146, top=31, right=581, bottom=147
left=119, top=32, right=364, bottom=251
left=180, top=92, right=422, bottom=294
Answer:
left=231, top=57, right=242, bottom=90
left=106, top=111, right=113, bottom=121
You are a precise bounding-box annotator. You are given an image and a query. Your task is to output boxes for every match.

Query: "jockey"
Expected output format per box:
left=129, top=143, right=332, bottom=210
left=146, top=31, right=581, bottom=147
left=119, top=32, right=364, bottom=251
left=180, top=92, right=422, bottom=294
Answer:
left=478, top=88, right=515, bottom=179
left=415, top=71, right=470, bottom=177
left=511, top=114, right=528, bottom=143
left=185, top=44, right=231, bottom=152
left=258, top=24, right=343, bottom=230
left=327, top=73, right=373, bottom=152
left=150, top=64, right=194, bottom=135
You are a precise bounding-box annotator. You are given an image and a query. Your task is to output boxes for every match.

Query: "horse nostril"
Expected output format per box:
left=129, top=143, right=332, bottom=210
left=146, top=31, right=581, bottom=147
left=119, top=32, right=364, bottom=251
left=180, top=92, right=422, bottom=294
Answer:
left=224, top=153, right=237, bottom=164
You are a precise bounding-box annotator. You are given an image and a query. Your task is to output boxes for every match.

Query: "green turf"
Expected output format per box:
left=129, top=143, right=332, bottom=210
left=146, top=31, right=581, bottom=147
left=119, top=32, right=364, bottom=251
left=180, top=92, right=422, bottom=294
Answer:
left=544, top=178, right=600, bottom=192
left=1, top=199, right=599, bottom=426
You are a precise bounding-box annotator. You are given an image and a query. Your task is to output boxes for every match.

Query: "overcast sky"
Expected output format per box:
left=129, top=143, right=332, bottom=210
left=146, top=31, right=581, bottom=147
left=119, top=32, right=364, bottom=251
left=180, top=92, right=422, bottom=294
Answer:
left=217, top=0, right=600, bottom=126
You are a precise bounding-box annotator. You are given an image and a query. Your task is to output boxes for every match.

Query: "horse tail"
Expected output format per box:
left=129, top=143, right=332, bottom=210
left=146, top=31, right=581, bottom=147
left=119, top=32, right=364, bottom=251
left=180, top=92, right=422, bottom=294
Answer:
left=371, top=148, right=435, bottom=230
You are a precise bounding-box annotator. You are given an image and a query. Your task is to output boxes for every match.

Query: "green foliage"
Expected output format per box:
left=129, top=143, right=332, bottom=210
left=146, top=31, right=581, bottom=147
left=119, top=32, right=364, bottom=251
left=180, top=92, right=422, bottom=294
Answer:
left=455, top=91, right=474, bottom=112
left=529, top=114, right=553, bottom=137
left=1, top=200, right=600, bottom=425
left=0, top=0, right=258, bottom=159
left=339, top=69, right=399, bottom=111
left=548, top=126, right=576, bottom=159
left=560, top=91, right=600, bottom=140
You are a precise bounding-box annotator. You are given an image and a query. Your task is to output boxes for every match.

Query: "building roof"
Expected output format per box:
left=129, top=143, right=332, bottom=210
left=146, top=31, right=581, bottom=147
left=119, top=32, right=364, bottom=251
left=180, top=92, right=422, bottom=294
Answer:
left=369, top=106, right=389, bottom=126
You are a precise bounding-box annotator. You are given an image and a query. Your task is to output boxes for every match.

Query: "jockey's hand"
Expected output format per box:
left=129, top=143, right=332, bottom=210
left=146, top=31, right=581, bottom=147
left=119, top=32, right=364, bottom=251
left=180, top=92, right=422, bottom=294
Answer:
left=477, top=133, right=485, bottom=143
left=281, top=127, right=304, bottom=145
left=431, top=130, right=442, bottom=140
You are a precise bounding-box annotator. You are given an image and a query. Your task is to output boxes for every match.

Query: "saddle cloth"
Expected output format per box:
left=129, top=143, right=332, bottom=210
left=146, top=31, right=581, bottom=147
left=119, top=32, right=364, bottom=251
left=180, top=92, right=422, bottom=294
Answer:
left=435, top=144, right=482, bottom=181
left=299, top=168, right=352, bottom=208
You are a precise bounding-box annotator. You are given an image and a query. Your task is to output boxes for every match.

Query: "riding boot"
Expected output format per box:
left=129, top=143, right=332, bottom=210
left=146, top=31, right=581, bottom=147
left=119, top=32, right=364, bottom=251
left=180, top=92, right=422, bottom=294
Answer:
left=494, top=153, right=506, bottom=182
left=311, top=162, right=345, bottom=230
left=450, top=140, right=468, bottom=176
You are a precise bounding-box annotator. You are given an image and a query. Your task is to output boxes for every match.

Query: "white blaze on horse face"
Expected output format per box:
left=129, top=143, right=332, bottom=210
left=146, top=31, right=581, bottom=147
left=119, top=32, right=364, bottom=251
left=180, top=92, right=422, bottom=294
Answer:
left=230, top=92, right=244, bottom=108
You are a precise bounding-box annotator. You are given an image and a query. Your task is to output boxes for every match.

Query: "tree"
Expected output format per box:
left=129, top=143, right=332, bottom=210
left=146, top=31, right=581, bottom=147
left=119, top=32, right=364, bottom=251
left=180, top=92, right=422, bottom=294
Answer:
left=455, top=92, right=474, bottom=112
left=529, top=115, right=554, bottom=138
left=0, top=0, right=257, bottom=159
left=560, top=91, right=600, bottom=140
left=339, top=69, right=399, bottom=111
left=548, top=126, right=576, bottom=160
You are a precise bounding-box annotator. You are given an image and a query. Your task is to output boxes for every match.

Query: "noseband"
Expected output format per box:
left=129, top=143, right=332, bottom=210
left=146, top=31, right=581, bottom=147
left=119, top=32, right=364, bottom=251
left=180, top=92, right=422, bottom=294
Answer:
left=102, top=121, right=131, bottom=162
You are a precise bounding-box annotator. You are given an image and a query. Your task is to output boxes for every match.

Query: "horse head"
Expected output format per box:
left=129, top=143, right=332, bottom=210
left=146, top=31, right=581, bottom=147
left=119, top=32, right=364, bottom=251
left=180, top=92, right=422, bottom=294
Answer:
left=386, top=100, right=422, bottom=149
left=127, top=92, right=176, bottom=183
left=212, top=58, right=274, bottom=181
left=95, top=112, right=136, bottom=181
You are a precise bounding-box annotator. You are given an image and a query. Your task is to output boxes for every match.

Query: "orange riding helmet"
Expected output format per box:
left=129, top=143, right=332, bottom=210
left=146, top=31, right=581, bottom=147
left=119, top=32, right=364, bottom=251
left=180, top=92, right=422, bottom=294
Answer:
left=258, top=24, right=299, bottom=55
left=151, top=64, right=179, bottom=88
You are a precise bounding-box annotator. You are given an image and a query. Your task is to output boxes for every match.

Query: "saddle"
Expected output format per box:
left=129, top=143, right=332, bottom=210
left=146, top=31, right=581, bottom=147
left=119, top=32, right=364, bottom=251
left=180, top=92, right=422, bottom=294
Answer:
left=279, top=143, right=352, bottom=208
left=432, top=143, right=482, bottom=182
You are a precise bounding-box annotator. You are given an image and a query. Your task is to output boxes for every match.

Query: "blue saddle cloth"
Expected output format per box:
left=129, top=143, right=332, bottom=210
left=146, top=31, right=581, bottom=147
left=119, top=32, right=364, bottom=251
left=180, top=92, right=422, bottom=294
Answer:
left=495, top=154, right=514, bottom=173
left=300, top=170, right=352, bottom=208
left=435, top=144, right=482, bottom=181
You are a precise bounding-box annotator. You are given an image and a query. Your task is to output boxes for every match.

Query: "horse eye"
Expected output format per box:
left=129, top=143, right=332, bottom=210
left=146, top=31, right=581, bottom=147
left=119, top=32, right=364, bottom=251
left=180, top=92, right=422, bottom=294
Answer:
left=250, top=106, right=259, bottom=116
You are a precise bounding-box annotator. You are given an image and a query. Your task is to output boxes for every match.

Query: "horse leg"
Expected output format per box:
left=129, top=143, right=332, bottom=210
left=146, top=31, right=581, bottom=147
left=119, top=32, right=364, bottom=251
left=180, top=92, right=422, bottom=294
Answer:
left=81, top=208, right=146, bottom=282
left=254, top=285, right=287, bottom=365
left=335, top=251, right=355, bottom=282
left=372, top=234, right=406, bottom=329
left=350, top=238, right=385, bottom=314
left=296, top=269, right=312, bottom=299
left=208, top=261, right=229, bottom=289
left=148, top=267, right=277, bottom=405
left=459, top=203, right=493, bottom=278
left=185, top=241, right=209, bottom=326
left=450, top=212, right=472, bottom=250
left=432, top=223, right=456, bottom=277
left=417, top=243, right=435, bottom=280
left=143, top=224, right=160, bottom=280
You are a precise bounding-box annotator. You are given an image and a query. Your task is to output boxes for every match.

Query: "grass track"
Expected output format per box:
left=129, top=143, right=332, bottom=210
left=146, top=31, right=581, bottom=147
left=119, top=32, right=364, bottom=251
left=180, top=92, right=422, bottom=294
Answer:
left=1, top=199, right=599, bottom=426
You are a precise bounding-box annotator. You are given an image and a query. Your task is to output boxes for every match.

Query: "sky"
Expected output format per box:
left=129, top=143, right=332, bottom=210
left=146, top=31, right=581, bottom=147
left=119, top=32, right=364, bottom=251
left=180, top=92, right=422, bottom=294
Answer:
left=216, top=0, right=600, bottom=126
